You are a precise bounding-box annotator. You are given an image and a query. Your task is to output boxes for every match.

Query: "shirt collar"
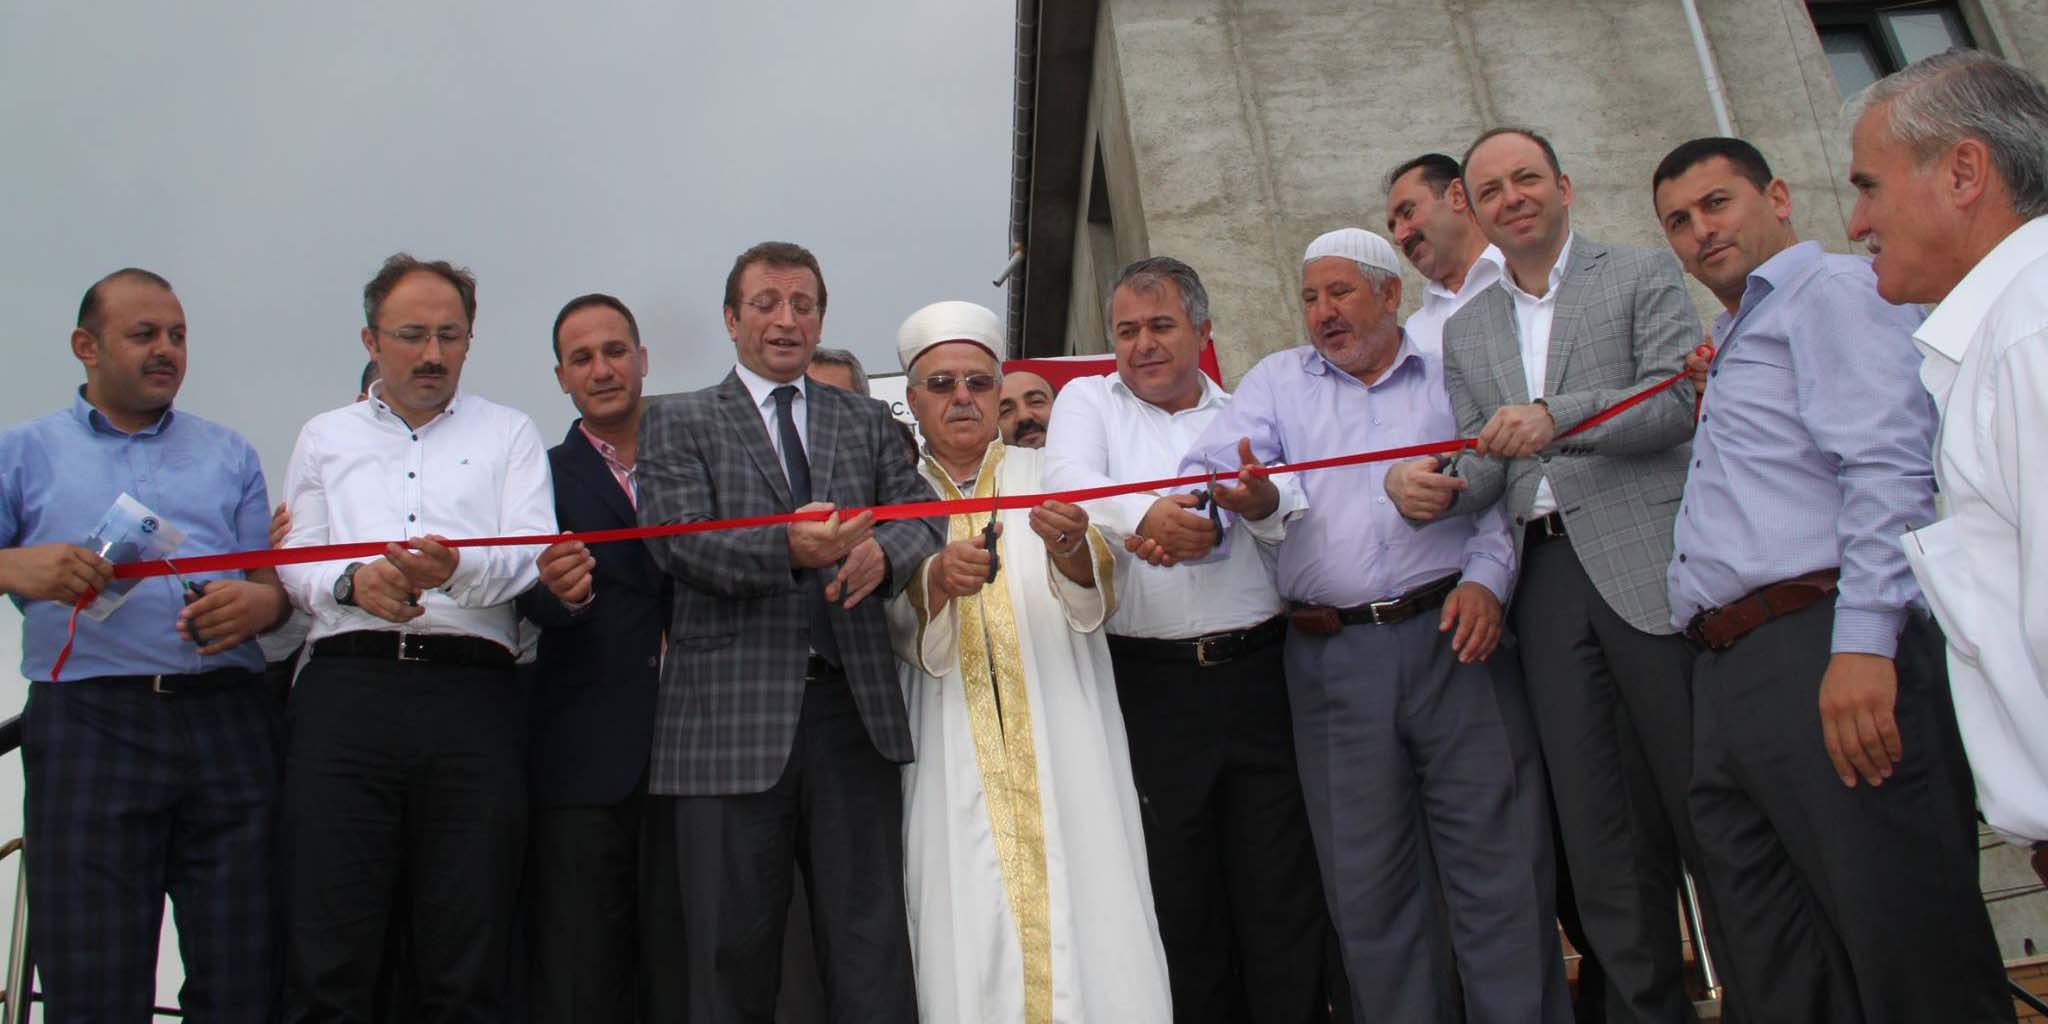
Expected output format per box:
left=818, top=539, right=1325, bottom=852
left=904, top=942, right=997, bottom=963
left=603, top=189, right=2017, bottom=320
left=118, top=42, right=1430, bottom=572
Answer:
left=1915, top=215, right=2048, bottom=363
left=1717, top=240, right=1822, bottom=334
left=71, top=385, right=173, bottom=437
left=733, top=361, right=807, bottom=410
left=1501, top=231, right=1575, bottom=303
left=1424, top=245, right=1505, bottom=306
left=1106, top=370, right=1227, bottom=413
left=576, top=420, right=628, bottom=465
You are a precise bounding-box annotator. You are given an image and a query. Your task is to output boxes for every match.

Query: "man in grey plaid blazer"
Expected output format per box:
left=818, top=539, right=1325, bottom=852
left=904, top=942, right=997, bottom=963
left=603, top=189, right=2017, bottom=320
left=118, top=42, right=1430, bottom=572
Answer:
left=1387, top=130, right=1712, bottom=1024
left=637, top=241, right=942, bottom=1021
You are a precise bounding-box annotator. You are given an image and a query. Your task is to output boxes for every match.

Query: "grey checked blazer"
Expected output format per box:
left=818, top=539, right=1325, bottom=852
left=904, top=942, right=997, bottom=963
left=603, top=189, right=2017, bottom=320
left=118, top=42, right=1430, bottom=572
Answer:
left=1441, top=234, right=1699, bottom=635
left=636, top=372, right=943, bottom=796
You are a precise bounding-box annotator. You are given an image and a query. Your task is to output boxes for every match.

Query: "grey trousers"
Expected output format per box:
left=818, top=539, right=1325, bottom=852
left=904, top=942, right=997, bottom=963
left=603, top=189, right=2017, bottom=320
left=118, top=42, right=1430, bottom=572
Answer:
left=1690, top=599, right=2011, bottom=1024
left=1286, top=612, right=1564, bottom=1024
left=1511, top=535, right=1705, bottom=1024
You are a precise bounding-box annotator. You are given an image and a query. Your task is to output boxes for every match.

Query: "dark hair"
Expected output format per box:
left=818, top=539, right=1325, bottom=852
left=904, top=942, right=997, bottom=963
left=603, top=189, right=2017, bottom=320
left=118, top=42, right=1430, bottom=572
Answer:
left=551, top=292, right=642, bottom=361
left=809, top=347, right=870, bottom=395
left=76, top=268, right=174, bottom=336
left=722, top=241, right=828, bottom=316
left=362, top=253, right=477, bottom=328
left=359, top=359, right=380, bottom=394
left=1105, top=256, right=1211, bottom=333
left=1652, top=137, right=1774, bottom=194
left=1385, top=153, right=1463, bottom=196
left=1461, top=127, right=1564, bottom=181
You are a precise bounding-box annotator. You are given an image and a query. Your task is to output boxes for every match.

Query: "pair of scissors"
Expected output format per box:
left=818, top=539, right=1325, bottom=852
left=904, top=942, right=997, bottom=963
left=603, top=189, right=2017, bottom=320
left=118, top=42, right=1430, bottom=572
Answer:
left=163, top=556, right=210, bottom=648
left=1188, top=464, right=1225, bottom=535
left=980, top=482, right=1002, bottom=585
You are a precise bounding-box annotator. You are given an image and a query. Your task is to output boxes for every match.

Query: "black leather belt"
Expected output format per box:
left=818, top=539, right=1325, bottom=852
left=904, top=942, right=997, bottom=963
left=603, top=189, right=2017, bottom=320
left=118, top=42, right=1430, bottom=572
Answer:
left=85, top=668, right=260, bottom=696
left=1108, top=615, right=1286, bottom=668
left=311, top=631, right=515, bottom=671
left=1524, top=512, right=1569, bottom=544
left=1288, top=573, right=1462, bottom=637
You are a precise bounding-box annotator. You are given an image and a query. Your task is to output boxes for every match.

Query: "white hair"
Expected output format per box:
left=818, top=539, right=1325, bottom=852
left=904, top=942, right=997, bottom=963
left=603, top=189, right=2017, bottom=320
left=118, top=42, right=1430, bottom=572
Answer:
left=1856, top=49, right=2048, bottom=218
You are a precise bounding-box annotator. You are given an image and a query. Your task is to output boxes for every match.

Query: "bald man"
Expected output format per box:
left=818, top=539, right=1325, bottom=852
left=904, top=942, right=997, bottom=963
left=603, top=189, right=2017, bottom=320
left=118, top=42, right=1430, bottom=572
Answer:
left=998, top=369, right=1053, bottom=448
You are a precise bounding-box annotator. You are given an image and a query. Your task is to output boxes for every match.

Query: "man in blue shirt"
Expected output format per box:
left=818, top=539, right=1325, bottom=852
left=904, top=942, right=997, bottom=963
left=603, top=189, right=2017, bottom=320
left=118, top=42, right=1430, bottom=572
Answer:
left=1653, top=139, right=2010, bottom=1023
left=0, top=268, right=288, bottom=1020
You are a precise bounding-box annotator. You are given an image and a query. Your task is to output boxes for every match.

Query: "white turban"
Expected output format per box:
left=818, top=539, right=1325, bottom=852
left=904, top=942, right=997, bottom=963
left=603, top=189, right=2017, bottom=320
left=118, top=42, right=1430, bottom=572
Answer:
left=896, top=300, right=1004, bottom=374
left=1302, top=227, right=1401, bottom=276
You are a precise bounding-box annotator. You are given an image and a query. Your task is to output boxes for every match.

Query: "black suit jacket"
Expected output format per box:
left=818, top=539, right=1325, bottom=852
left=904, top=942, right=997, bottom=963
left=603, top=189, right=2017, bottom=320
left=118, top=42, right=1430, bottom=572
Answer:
left=517, top=422, right=670, bottom=807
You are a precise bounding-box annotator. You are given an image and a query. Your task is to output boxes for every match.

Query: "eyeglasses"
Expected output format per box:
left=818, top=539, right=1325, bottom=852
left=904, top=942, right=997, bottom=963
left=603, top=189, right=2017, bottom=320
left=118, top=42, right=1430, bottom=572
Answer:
left=742, top=294, right=820, bottom=318
left=375, top=326, right=471, bottom=345
left=916, top=372, right=998, bottom=395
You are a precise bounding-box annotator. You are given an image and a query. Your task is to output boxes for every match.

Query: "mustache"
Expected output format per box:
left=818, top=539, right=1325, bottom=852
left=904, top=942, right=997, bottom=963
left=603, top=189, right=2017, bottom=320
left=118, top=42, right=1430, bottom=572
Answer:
left=944, top=405, right=983, bottom=423
left=412, top=363, right=450, bottom=377
left=1014, top=416, right=1047, bottom=436
left=141, top=358, right=178, bottom=375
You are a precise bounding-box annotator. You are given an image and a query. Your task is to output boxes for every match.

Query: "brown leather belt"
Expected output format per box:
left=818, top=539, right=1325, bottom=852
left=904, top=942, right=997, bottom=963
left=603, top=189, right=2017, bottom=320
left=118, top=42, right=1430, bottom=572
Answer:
left=85, top=668, right=262, bottom=696
left=1288, top=573, right=1461, bottom=637
left=1108, top=615, right=1287, bottom=668
left=1684, top=569, right=1840, bottom=652
left=312, top=630, right=516, bottom=671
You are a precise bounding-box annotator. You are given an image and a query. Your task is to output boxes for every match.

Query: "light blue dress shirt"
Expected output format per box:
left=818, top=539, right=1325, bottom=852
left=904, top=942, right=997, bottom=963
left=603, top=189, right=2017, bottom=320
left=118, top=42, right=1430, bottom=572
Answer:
left=1182, top=336, right=1515, bottom=607
left=1667, top=241, right=1935, bottom=656
left=0, top=389, right=270, bottom=680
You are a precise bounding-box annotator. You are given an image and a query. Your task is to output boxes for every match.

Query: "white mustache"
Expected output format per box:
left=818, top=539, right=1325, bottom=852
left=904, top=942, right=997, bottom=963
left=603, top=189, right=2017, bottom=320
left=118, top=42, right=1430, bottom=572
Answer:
left=944, top=406, right=982, bottom=423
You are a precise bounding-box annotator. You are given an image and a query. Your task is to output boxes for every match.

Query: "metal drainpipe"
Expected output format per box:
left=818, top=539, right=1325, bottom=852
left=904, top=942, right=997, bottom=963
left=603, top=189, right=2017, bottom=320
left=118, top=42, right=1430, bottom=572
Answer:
left=1680, top=0, right=1736, bottom=135
left=1004, top=0, right=1039, bottom=358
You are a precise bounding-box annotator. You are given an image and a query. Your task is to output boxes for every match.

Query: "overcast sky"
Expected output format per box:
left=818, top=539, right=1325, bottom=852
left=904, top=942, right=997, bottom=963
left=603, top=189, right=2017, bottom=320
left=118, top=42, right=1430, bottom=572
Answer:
left=0, top=4, right=1015, bottom=970
left=1, top=1, right=1014, bottom=483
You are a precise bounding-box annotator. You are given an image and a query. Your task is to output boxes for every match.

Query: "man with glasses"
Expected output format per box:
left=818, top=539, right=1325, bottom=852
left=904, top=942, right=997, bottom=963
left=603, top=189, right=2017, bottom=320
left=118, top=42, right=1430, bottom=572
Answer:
left=636, top=241, right=941, bottom=1019
left=888, top=299, right=1170, bottom=1021
left=276, top=253, right=556, bottom=1017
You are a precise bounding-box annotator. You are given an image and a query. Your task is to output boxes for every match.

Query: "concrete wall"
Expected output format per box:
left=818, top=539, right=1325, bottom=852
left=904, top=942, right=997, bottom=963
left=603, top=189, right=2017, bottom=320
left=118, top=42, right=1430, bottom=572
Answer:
left=1062, top=0, right=2048, bottom=382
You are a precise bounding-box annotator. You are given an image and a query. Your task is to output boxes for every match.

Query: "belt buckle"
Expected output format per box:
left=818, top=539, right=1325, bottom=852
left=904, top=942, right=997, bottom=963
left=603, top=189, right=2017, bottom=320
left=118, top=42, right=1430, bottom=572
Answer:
left=1367, top=598, right=1400, bottom=625
left=1195, top=635, right=1223, bottom=668
left=150, top=674, right=173, bottom=695
left=396, top=634, right=426, bottom=663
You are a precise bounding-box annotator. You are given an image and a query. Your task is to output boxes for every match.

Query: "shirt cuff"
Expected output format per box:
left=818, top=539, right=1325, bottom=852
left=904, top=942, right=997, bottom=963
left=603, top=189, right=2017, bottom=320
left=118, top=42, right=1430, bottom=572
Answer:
left=1243, top=483, right=1307, bottom=546
left=1459, top=555, right=1513, bottom=604
left=1830, top=606, right=1906, bottom=658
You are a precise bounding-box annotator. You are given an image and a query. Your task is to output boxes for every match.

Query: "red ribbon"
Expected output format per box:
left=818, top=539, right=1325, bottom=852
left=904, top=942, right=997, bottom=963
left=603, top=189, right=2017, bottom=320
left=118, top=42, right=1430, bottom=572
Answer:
left=50, top=355, right=1704, bottom=678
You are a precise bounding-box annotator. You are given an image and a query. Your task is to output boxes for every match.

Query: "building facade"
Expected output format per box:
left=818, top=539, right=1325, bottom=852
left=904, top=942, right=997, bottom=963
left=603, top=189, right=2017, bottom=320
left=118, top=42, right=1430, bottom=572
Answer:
left=1003, top=0, right=2048, bottom=968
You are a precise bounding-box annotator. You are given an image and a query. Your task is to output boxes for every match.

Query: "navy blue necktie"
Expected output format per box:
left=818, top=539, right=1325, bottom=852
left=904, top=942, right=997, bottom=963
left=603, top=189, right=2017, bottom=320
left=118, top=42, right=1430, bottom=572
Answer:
left=773, top=386, right=840, bottom=666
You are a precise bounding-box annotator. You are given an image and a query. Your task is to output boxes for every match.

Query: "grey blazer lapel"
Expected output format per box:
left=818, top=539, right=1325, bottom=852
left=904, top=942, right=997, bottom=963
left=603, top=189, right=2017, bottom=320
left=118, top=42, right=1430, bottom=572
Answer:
left=1544, top=236, right=1609, bottom=396
left=717, top=371, right=795, bottom=509
left=1477, top=289, right=1530, bottom=404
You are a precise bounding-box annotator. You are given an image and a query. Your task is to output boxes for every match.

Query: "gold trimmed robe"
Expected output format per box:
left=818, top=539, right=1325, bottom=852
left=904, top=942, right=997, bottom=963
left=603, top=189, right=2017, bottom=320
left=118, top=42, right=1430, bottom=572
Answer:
left=887, top=440, right=1171, bottom=1023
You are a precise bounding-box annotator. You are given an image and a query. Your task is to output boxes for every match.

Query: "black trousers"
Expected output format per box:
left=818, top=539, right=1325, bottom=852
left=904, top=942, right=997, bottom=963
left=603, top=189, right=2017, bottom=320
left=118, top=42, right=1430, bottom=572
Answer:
left=658, top=671, right=915, bottom=1023
left=1108, top=635, right=1332, bottom=1024
left=1689, top=599, right=2011, bottom=1024
left=527, top=787, right=646, bottom=1023
left=282, top=656, right=529, bottom=1022
left=1510, top=536, right=1711, bottom=1024
left=22, top=672, right=282, bottom=1023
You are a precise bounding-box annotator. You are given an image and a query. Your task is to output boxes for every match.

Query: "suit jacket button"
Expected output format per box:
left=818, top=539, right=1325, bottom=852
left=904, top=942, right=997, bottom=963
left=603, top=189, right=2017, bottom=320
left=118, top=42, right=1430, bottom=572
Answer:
left=646, top=656, right=658, bottom=668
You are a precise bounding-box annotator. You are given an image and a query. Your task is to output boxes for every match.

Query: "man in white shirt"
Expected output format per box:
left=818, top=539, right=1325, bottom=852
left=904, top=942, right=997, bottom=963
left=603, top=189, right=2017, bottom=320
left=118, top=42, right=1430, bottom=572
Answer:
left=1043, top=257, right=1332, bottom=1023
left=1850, top=49, right=2048, bottom=850
left=277, top=253, right=556, bottom=1017
left=1384, top=152, right=1505, bottom=359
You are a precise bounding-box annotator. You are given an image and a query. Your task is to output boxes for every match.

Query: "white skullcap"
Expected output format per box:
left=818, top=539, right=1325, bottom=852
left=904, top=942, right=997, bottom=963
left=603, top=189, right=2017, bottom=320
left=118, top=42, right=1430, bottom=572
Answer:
left=1302, top=228, right=1401, bottom=276
left=897, top=300, right=1004, bottom=373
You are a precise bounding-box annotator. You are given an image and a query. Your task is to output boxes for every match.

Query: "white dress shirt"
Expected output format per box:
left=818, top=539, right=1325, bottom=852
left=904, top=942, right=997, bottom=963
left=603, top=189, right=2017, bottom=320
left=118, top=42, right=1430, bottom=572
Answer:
left=1402, top=245, right=1505, bottom=360
left=1043, top=373, right=1286, bottom=638
left=734, top=361, right=811, bottom=470
left=1500, top=232, right=1574, bottom=518
left=1901, top=215, right=2048, bottom=845
left=279, top=384, right=556, bottom=653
